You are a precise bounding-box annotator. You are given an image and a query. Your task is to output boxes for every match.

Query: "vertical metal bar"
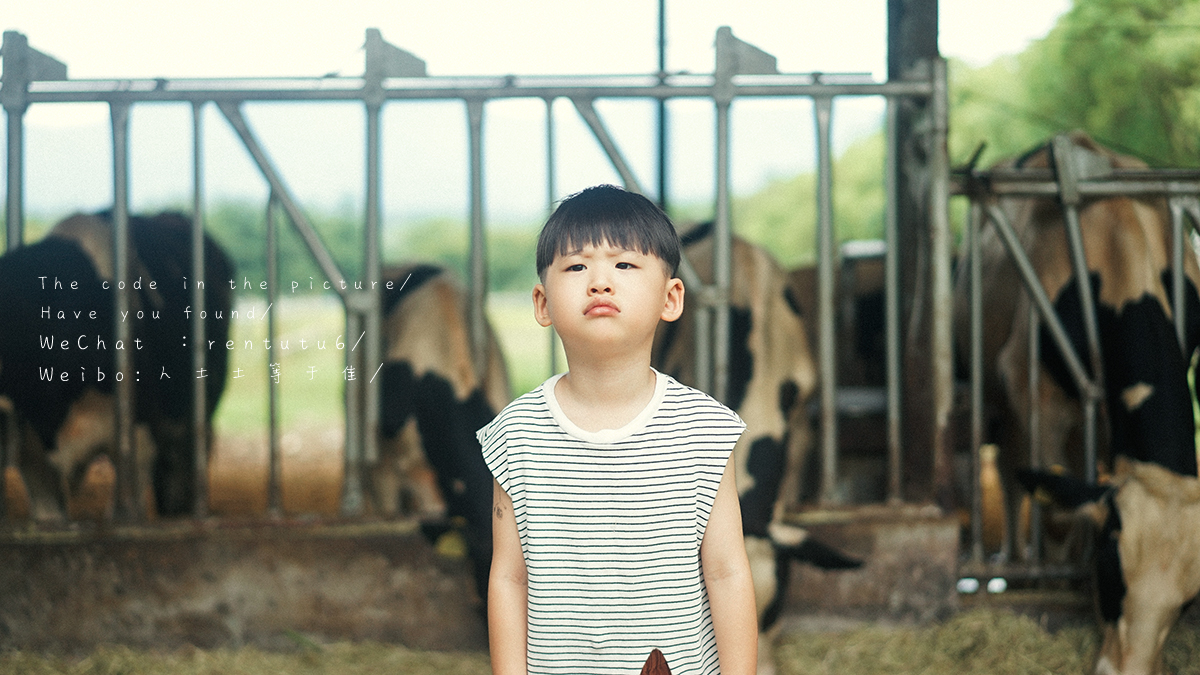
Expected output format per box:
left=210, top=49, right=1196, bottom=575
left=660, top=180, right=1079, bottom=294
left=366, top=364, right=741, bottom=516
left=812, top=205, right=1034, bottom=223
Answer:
left=928, top=58, right=955, bottom=503
left=266, top=196, right=282, bottom=517
left=343, top=307, right=364, bottom=516
left=884, top=96, right=902, bottom=503
left=364, top=101, right=383, bottom=469
left=1051, top=136, right=1102, bottom=484
left=1028, top=301, right=1043, bottom=565
left=3, top=31, right=29, bottom=253
left=656, top=0, right=668, bottom=211
left=1, top=44, right=28, bottom=506
left=969, top=200, right=984, bottom=564
left=1170, top=198, right=1187, bottom=354
left=814, top=96, right=838, bottom=504
left=545, top=97, right=560, bottom=376
left=4, top=102, right=23, bottom=252
left=713, top=99, right=732, bottom=405
left=110, top=100, right=140, bottom=521
left=466, top=98, right=488, bottom=377
left=191, top=101, right=209, bottom=519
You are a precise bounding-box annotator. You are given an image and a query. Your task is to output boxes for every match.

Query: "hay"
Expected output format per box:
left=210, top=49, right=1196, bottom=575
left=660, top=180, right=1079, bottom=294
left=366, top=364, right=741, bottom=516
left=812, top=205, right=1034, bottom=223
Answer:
left=774, top=608, right=1200, bottom=675
left=4, top=608, right=1199, bottom=674
left=0, top=643, right=492, bottom=675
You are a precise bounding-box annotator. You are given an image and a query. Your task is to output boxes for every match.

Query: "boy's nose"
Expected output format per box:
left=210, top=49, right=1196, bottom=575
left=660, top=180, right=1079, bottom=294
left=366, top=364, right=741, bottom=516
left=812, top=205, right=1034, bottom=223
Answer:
left=589, top=282, right=613, bottom=294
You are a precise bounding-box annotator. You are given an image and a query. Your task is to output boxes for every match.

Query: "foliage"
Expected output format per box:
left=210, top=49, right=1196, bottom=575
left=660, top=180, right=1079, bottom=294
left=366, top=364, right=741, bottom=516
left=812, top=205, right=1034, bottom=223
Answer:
left=203, top=200, right=365, bottom=295
left=951, top=0, right=1200, bottom=168
left=729, top=131, right=886, bottom=268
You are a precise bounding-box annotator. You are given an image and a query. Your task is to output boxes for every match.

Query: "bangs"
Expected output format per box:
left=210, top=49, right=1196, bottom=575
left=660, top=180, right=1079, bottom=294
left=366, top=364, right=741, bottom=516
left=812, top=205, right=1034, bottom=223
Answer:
left=536, top=185, right=681, bottom=278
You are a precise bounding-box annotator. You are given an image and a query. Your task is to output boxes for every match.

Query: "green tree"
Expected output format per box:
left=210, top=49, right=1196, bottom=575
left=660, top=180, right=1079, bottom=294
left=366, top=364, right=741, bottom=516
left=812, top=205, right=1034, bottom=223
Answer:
left=951, top=0, right=1200, bottom=168
left=730, top=131, right=886, bottom=268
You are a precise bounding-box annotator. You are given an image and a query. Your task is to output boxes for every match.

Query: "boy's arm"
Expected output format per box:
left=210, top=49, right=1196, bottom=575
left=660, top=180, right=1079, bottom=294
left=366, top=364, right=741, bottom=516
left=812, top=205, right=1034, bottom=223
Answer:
left=489, top=479, right=529, bottom=675
left=700, top=456, right=758, bottom=675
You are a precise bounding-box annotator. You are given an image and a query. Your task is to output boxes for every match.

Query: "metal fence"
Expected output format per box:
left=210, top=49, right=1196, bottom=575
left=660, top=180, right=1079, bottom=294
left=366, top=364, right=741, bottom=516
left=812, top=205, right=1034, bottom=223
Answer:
left=954, top=137, right=1200, bottom=584
left=2, top=27, right=949, bottom=523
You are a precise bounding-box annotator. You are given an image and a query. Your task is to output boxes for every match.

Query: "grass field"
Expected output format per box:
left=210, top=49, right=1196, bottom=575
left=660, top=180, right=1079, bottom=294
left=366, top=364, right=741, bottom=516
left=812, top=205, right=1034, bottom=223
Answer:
left=210, top=291, right=559, bottom=438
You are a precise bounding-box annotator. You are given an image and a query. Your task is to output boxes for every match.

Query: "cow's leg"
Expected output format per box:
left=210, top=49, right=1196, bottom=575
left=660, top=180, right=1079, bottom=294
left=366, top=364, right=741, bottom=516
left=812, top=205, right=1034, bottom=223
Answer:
left=1097, top=599, right=1178, bottom=675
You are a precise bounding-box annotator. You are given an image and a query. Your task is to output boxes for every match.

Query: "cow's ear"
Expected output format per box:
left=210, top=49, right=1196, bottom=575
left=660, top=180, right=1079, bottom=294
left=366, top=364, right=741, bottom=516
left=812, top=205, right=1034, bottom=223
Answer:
left=660, top=277, right=685, bottom=322
left=532, top=283, right=553, bottom=327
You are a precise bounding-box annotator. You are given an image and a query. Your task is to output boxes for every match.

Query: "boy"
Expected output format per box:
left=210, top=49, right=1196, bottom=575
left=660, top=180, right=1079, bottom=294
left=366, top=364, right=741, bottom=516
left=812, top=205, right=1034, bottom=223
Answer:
left=479, top=185, right=758, bottom=675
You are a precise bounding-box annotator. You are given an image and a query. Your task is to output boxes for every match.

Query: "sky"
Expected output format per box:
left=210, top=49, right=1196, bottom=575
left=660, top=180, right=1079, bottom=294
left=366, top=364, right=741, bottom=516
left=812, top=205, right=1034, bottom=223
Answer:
left=2, top=0, right=1073, bottom=224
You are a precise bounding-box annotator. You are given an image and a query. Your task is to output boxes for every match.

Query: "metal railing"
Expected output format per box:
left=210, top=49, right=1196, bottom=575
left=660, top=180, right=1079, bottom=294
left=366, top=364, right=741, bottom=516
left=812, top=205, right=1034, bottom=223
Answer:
left=954, top=136, right=1200, bottom=576
left=2, top=27, right=949, bottom=522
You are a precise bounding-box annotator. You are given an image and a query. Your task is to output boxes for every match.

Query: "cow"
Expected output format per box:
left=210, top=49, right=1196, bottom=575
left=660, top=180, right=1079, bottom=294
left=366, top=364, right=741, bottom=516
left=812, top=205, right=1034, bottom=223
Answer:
left=960, top=132, right=1200, bottom=674
left=652, top=222, right=862, bottom=671
left=0, top=211, right=233, bottom=520
left=375, top=263, right=512, bottom=603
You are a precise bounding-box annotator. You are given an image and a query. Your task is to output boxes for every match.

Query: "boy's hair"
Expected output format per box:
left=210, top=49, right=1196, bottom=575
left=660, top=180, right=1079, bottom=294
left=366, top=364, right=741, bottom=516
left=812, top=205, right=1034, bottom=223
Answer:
left=536, top=185, right=681, bottom=279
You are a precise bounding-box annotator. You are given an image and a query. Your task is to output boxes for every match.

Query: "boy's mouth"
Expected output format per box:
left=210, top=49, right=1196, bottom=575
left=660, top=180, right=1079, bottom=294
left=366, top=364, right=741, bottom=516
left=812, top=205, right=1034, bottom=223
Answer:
left=584, top=298, right=619, bottom=316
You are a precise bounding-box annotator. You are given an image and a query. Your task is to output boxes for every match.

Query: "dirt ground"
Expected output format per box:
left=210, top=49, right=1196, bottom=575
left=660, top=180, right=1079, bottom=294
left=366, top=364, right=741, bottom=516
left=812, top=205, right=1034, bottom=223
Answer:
left=206, top=427, right=344, bottom=517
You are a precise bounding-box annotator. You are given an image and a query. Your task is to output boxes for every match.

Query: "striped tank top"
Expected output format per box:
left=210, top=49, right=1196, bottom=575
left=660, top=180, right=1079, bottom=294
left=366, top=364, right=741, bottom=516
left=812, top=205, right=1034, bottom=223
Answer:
left=478, top=369, right=745, bottom=675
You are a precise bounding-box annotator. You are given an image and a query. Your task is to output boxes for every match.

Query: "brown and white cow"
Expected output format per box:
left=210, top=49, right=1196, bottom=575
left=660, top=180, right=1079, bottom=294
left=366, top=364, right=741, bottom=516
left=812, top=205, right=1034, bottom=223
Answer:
left=375, top=263, right=511, bottom=601
left=964, top=132, right=1200, bottom=674
left=652, top=222, right=861, bottom=638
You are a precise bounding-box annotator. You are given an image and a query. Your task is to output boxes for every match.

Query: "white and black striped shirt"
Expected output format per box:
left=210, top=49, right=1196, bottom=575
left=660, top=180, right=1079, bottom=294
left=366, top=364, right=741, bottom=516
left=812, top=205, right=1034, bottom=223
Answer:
left=479, top=369, right=745, bottom=675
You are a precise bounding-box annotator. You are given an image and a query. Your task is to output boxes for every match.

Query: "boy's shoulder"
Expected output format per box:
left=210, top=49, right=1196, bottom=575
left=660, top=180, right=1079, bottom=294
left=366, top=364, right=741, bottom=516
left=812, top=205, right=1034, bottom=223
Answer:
left=479, top=377, right=554, bottom=437
left=657, top=372, right=745, bottom=429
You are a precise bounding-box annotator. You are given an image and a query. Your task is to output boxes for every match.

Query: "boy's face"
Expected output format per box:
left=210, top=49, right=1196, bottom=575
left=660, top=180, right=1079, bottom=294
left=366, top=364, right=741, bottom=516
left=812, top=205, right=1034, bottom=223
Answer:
left=533, top=241, right=683, bottom=356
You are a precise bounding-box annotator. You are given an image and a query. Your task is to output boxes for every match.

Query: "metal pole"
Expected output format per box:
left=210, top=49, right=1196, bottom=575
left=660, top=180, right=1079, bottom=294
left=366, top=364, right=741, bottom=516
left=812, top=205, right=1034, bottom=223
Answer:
left=969, top=200, right=984, bottom=564
left=110, top=100, right=140, bottom=521
left=929, top=58, right=955, bottom=503
left=466, top=99, right=488, bottom=377
left=1170, top=197, right=1190, bottom=354
left=266, top=196, right=282, bottom=517
left=545, top=97, right=560, bottom=376
left=364, top=100, right=383, bottom=470
left=1028, top=301, right=1043, bottom=564
left=884, top=96, right=902, bottom=503
left=656, top=0, right=668, bottom=210
left=814, top=96, right=838, bottom=504
left=191, top=101, right=209, bottom=518
left=342, top=307, right=365, bottom=516
left=4, top=101, right=23, bottom=252
left=2, top=31, right=29, bottom=252
left=713, top=99, right=732, bottom=405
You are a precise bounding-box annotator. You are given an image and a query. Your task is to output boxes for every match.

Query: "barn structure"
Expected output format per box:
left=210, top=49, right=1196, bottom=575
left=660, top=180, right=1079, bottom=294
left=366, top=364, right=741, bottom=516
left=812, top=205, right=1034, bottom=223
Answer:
left=10, top=0, right=1181, bottom=653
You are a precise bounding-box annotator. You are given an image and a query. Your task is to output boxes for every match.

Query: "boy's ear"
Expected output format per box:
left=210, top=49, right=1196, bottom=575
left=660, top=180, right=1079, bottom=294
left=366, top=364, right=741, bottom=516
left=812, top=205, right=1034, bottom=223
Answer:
left=533, top=283, right=553, bottom=327
left=660, top=278, right=685, bottom=322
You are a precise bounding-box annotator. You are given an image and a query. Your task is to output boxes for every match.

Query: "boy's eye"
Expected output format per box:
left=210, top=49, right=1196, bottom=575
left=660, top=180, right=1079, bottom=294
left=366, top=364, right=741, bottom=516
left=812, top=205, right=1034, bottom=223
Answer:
left=615, top=262, right=635, bottom=270
left=566, top=264, right=585, bottom=272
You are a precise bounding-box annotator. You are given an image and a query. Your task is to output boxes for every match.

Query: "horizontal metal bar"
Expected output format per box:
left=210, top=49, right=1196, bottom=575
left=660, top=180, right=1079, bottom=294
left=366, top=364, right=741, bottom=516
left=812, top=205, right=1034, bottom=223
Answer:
left=952, top=175, right=1200, bottom=197
left=26, top=75, right=934, bottom=105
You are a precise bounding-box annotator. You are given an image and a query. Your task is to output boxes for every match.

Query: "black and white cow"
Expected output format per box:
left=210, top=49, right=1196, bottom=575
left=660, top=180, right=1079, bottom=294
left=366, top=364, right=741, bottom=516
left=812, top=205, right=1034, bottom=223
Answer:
left=0, top=211, right=232, bottom=520
left=965, top=133, right=1200, bottom=674
left=652, top=222, right=862, bottom=635
left=375, top=263, right=511, bottom=602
